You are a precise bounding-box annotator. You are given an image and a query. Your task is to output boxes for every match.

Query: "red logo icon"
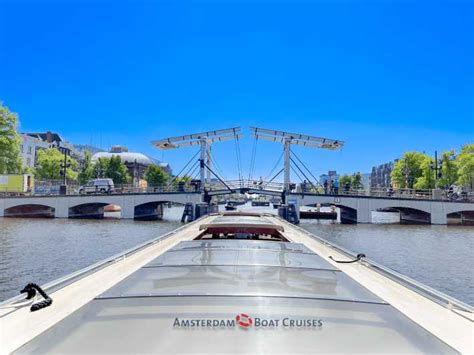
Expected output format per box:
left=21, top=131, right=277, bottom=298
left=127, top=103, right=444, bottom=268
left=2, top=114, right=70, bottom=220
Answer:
left=236, top=313, right=253, bottom=328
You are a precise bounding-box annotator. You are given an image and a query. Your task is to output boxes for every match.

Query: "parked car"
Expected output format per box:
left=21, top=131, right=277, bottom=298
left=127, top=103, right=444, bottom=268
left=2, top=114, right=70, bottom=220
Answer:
left=78, top=179, right=114, bottom=194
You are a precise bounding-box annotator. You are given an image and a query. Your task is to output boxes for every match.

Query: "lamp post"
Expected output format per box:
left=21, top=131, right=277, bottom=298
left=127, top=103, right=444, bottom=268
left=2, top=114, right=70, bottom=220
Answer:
left=59, top=148, right=71, bottom=195
left=429, top=151, right=443, bottom=189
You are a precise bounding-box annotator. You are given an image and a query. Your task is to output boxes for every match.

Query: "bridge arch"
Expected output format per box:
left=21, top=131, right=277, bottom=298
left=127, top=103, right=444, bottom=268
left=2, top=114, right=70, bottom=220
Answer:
left=300, top=202, right=358, bottom=224
left=375, top=206, right=431, bottom=224
left=134, top=200, right=185, bottom=221
left=446, top=209, right=474, bottom=225
left=69, top=202, right=122, bottom=219
left=4, top=204, right=55, bottom=218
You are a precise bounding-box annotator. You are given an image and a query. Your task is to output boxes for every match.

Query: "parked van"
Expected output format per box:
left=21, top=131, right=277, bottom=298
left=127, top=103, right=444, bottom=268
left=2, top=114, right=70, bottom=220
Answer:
left=78, top=179, right=114, bottom=194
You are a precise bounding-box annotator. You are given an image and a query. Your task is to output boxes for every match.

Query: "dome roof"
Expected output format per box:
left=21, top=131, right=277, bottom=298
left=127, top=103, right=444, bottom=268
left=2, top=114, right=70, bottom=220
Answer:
left=91, top=152, right=154, bottom=166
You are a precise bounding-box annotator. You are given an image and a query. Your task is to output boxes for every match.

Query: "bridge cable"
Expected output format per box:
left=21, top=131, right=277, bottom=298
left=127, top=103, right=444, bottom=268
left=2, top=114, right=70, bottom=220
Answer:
left=247, top=135, right=258, bottom=184
left=203, top=161, right=233, bottom=191
left=263, top=168, right=284, bottom=189
left=233, top=130, right=243, bottom=185
left=290, top=148, right=323, bottom=188
left=290, top=164, right=305, bottom=183
left=209, top=150, right=227, bottom=181
left=171, top=149, right=200, bottom=183
left=183, top=160, right=200, bottom=180
left=264, top=152, right=284, bottom=181
left=290, top=157, right=319, bottom=191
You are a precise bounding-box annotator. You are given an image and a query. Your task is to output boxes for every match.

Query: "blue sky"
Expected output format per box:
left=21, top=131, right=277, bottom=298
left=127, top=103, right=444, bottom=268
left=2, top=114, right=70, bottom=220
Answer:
left=1, top=0, right=472, bottom=180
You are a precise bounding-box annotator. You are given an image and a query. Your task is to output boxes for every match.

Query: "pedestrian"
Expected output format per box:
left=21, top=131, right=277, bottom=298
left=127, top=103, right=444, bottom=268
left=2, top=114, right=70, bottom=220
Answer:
left=323, top=180, right=328, bottom=194
left=334, top=178, right=339, bottom=195
left=330, top=180, right=334, bottom=194
left=302, top=180, right=307, bottom=193
left=387, top=184, right=393, bottom=197
left=344, top=181, right=350, bottom=194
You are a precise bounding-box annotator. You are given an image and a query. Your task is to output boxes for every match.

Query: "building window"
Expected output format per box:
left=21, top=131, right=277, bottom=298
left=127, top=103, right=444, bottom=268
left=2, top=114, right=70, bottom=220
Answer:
left=27, top=146, right=32, bottom=154
left=20, top=144, right=24, bottom=153
left=26, top=157, right=31, bottom=166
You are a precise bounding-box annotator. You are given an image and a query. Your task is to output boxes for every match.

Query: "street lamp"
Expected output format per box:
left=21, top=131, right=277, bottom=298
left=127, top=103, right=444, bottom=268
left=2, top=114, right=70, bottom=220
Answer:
left=429, top=151, right=443, bottom=189
left=59, top=148, right=71, bottom=195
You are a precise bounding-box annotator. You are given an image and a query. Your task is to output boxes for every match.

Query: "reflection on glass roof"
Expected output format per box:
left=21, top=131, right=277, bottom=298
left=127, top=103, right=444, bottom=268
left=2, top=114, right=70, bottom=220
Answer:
left=171, top=240, right=312, bottom=253
left=14, top=297, right=457, bottom=354
left=97, top=265, right=382, bottom=303
left=11, top=239, right=460, bottom=354
left=147, top=249, right=338, bottom=270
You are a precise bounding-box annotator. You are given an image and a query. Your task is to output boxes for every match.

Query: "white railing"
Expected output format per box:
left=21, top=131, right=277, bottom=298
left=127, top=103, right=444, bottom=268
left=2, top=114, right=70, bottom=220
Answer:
left=1, top=179, right=472, bottom=202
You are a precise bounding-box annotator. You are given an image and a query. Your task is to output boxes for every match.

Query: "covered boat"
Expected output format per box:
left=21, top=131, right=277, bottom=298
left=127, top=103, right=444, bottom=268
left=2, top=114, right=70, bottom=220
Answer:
left=0, top=213, right=472, bottom=354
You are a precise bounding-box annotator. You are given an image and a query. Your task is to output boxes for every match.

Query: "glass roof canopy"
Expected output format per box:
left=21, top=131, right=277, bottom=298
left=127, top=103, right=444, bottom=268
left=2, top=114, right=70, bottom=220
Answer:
left=14, top=238, right=458, bottom=354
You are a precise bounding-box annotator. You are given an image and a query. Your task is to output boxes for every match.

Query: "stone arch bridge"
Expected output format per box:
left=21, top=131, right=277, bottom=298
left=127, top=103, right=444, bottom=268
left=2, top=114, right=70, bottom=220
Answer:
left=0, top=192, right=202, bottom=220
left=293, top=193, right=474, bottom=224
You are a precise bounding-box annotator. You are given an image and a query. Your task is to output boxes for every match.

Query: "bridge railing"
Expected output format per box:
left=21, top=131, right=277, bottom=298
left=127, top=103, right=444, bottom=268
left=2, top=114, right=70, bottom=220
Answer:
left=298, top=186, right=473, bottom=201
left=208, top=179, right=285, bottom=192
left=109, top=184, right=197, bottom=194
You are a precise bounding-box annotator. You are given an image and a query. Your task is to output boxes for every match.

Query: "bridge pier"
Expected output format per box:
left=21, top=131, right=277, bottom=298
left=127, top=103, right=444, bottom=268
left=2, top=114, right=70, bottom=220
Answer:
left=54, top=199, right=69, bottom=218
left=356, top=200, right=370, bottom=223
left=431, top=211, right=447, bottom=225
left=121, top=203, right=135, bottom=219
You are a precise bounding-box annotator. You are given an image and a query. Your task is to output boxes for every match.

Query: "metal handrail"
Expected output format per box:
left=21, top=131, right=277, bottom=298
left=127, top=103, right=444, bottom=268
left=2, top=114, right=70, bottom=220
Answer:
left=0, top=215, right=206, bottom=309
left=284, top=217, right=474, bottom=315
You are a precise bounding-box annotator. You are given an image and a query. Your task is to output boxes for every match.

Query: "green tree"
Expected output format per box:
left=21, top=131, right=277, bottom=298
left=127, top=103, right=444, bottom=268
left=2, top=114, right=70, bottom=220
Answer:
left=171, top=175, right=192, bottom=187
left=35, top=148, right=78, bottom=181
left=0, top=102, right=22, bottom=174
left=144, top=164, right=169, bottom=186
left=351, top=172, right=363, bottom=189
left=438, top=150, right=458, bottom=188
left=455, top=144, right=474, bottom=189
left=78, top=151, right=94, bottom=184
left=93, top=157, right=110, bottom=178
left=105, top=155, right=130, bottom=184
left=339, top=175, right=351, bottom=189
left=413, top=156, right=435, bottom=189
left=391, top=152, right=429, bottom=189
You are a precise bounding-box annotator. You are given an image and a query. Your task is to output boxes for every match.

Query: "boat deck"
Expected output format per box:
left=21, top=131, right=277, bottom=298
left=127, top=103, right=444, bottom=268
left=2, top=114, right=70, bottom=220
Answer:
left=11, top=219, right=460, bottom=354
left=0, top=214, right=473, bottom=354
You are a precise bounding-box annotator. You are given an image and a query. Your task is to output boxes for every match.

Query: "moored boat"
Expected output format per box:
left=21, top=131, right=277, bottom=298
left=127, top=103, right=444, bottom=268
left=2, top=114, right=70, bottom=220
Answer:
left=224, top=202, right=237, bottom=211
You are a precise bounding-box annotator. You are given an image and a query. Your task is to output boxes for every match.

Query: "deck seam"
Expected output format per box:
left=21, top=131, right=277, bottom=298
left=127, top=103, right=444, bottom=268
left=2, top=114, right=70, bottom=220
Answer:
left=93, top=293, right=390, bottom=306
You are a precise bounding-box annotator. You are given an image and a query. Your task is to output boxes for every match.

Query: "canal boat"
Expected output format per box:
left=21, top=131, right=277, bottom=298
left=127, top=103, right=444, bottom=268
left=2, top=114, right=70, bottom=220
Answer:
left=0, top=212, right=472, bottom=354
left=299, top=210, right=337, bottom=220
left=224, top=202, right=237, bottom=211
left=251, top=200, right=270, bottom=206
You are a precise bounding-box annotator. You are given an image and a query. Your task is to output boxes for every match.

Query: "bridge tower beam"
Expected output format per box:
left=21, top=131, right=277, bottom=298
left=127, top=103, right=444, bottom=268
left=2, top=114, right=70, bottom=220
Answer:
left=283, top=138, right=291, bottom=196
left=152, top=127, right=242, bottom=199
left=200, top=138, right=207, bottom=193
left=206, top=143, right=212, bottom=188
left=251, top=127, right=344, bottom=202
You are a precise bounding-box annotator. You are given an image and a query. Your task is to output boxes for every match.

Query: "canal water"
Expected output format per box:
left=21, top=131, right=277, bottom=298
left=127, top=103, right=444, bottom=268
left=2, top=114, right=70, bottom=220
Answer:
left=0, top=205, right=473, bottom=306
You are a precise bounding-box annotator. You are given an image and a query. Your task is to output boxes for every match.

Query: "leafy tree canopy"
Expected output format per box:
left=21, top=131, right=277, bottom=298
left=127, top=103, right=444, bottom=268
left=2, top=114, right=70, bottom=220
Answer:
left=78, top=150, right=94, bottom=184
left=35, top=148, right=78, bottom=181
left=144, top=164, right=169, bottom=186
left=0, top=102, right=22, bottom=174
left=92, top=155, right=131, bottom=184
left=339, top=175, right=351, bottom=188
left=391, top=152, right=430, bottom=189
left=456, top=144, right=474, bottom=188
left=351, top=172, right=363, bottom=189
